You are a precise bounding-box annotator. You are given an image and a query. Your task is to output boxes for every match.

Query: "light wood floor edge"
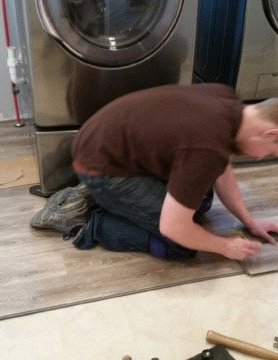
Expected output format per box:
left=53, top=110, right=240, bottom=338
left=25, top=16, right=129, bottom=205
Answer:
left=0, top=271, right=244, bottom=322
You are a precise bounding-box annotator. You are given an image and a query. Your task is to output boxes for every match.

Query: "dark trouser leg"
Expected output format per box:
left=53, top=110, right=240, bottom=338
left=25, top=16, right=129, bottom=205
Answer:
left=75, top=175, right=212, bottom=260
left=74, top=207, right=197, bottom=260
left=74, top=208, right=150, bottom=253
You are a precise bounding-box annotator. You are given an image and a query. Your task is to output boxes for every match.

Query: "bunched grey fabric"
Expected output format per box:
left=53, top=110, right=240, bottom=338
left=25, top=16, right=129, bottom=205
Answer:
left=30, top=183, right=93, bottom=235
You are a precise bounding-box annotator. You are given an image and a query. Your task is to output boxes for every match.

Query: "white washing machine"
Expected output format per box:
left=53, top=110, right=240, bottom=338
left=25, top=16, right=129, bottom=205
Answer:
left=22, top=0, right=198, bottom=196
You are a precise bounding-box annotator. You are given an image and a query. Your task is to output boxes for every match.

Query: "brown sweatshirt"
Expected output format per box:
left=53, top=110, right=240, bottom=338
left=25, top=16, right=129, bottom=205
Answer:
left=72, top=83, right=242, bottom=209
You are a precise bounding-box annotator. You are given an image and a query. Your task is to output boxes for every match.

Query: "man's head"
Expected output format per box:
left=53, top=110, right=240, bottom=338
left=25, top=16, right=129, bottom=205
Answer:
left=235, top=98, right=278, bottom=159
left=254, top=98, right=278, bottom=128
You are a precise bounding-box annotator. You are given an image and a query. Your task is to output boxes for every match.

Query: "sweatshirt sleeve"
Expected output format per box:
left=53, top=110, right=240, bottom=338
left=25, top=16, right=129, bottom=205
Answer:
left=167, top=149, right=228, bottom=209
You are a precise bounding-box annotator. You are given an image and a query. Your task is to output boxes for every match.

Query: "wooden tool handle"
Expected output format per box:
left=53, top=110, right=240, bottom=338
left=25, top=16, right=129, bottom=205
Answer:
left=206, top=330, right=278, bottom=360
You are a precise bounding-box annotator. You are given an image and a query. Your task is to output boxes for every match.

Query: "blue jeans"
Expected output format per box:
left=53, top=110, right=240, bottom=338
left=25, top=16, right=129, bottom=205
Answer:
left=74, top=175, right=213, bottom=260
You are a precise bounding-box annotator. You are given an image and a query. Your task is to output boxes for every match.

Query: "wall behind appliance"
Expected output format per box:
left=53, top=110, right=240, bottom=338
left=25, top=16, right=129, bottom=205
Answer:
left=0, top=0, right=32, bottom=122
left=0, top=3, right=14, bottom=121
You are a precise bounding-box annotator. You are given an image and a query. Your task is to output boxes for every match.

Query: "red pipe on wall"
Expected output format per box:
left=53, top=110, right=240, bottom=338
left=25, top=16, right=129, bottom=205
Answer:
left=1, top=0, right=23, bottom=127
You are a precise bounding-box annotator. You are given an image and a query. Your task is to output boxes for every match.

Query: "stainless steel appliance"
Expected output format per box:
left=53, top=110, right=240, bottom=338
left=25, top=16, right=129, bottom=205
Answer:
left=23, top=0, right=198, bottom=196
left=194, top=0, right=278, bottom=101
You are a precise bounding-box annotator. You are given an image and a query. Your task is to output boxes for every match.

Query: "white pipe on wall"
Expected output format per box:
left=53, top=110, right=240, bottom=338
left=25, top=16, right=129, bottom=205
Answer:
left=7, top=45, right=24, bottom=85
left=0, top=2, right=14, bottom=120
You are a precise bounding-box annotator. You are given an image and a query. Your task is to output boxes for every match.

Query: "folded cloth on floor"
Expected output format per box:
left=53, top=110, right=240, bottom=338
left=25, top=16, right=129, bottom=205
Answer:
left=73, top=212, right=98, bottom=250
left=30, top=183, right=93, bottom=235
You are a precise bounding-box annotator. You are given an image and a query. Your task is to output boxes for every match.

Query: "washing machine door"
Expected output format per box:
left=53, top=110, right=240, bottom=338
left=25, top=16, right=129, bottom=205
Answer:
left=36, top=0, right=183, bottom=67
left=263, top=0, right=278, bottom=34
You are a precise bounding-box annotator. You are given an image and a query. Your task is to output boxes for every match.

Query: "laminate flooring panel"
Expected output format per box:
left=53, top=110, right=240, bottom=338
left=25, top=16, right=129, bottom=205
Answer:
left=241, top=243, right=278, bottom=275
left=0, top=186, right=243, bottom=320
left=0, top=121, right=35, bottom=160
left=204, top=162, right=278, bottom=275
left=205, top=162, right=278, bottom=234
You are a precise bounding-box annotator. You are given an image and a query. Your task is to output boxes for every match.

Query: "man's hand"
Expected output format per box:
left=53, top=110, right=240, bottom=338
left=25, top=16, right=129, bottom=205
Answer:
left=223, top=237, right=262, bottom=260
left=247, top=220, right=278, bottom=245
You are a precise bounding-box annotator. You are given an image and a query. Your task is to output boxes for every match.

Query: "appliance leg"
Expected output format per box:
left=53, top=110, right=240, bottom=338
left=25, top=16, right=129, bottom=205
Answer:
left=29, top=184, right=51, bottom=198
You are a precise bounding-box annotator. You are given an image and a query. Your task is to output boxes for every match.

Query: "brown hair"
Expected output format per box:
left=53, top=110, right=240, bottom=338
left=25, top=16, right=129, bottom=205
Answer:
left=253, top=98, right=278, bottom=126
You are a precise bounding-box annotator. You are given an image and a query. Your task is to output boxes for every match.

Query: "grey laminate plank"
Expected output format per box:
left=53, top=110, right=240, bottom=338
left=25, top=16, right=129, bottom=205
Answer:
left=204, top=163, right=277, bottom=236
left=0, top=121, right=35, bottom=160
left=0, top=186, right=243, bottom=320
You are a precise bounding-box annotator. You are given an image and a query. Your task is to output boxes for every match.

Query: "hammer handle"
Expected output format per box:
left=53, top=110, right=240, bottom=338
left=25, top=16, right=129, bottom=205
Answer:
left=206, top=330, right=278, bottom=360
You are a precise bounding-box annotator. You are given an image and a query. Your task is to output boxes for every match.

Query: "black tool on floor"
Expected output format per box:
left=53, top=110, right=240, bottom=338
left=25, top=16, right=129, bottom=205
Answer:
left=121, top=345, right=235, bottom=360
left=188, top=346, right=235, bottom=360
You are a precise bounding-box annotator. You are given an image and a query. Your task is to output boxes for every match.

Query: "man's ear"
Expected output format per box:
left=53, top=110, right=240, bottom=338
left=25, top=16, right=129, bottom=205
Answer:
left=262, top=128, right=278, bottom=138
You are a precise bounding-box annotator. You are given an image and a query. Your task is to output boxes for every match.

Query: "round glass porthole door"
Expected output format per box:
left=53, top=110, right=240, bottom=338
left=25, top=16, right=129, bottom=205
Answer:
left=263, top=0, right=278, bottom=34
left=36, top=0, right=183, bottom=67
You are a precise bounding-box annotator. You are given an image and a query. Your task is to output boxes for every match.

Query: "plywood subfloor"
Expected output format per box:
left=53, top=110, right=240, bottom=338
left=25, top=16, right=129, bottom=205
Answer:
left=0, top=156, right=39, bottom=188
left=0, top=121, right=39, bottom=189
